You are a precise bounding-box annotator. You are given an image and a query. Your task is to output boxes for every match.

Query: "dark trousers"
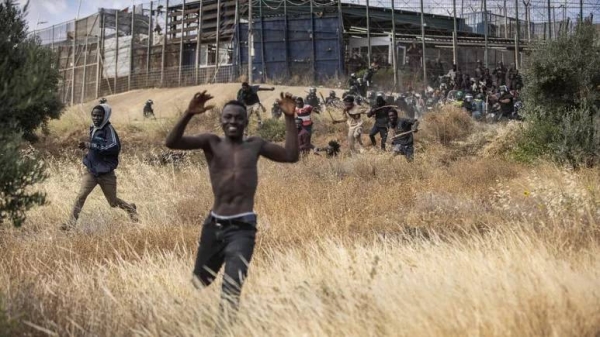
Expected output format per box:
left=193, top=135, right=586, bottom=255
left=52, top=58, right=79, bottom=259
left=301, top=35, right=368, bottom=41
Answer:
left=369, top=126, right=388, bottom=150
left=193, top=214, right=257, bottom=316
left=70, top=171, right=137, bottom=223
left=393, top=143, right=414, bottom=162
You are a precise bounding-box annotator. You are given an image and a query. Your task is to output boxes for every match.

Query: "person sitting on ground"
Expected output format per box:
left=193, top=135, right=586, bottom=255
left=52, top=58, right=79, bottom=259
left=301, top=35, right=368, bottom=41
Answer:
left=271, top=101, right=282, bottom=119
left=237, top=82, right=274, bottom=131
left=295, top=97, right=318, bottom=135
left=143, top=99, right=155, bottom=118
left=61, top=104, right=138, bottom=230
left=296, top=117, right=314, bottom=156
left=368, top=95, right=393, bottom=151
left=333, top=95, right=365, bottom=154
left=389, top=110, right=419, bottom=162
left=314, top=140, right=341, bottom=158
left=164, top=91, right=299, bottom=322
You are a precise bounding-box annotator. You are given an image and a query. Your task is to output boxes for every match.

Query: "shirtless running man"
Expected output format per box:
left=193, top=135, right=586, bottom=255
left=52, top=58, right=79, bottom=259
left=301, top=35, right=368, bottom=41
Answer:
left=165, top=91, right=299, bottom=317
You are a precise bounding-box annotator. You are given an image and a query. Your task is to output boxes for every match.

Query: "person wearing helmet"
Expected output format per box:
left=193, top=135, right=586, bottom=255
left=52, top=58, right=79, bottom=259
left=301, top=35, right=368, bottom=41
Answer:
left=463, top=93, right=474, bottom=114
left=356, top=78, right=367, bottom=97
left=471, top=93, right=484, bottom=120
left=305, top=87, right=320, bottom=112
left=453, top=90, right=465, bottom=109
left=325, top=91, right=340, bottom=106
left=498, top=85, right=514, bottom=119
left=143, top=99, right=155, bottom=118
left=348, top=73, right=358, bottom=89
left=367, top=95, right=393, bottom=151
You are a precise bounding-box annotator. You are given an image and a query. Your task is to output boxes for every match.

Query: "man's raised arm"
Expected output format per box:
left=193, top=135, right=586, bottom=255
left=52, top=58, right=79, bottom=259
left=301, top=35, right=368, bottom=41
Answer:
left=165, top=91, right=215, bottom=150
left=259, top=92, right=299, bottom=163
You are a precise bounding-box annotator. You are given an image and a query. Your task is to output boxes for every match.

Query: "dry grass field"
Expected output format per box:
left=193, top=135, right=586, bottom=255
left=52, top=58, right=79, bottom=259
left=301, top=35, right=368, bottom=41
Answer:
left=1, top=85, right=600, bottom=337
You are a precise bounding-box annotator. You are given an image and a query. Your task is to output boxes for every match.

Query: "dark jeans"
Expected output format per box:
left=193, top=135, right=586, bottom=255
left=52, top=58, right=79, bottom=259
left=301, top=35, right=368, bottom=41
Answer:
left=393, top=143, right=414, bottom=162
left=369, top=125, right=388, bottom=150
left=303, top=124, right=313, bottom=135
left=193, top=213, right=257, bottom=314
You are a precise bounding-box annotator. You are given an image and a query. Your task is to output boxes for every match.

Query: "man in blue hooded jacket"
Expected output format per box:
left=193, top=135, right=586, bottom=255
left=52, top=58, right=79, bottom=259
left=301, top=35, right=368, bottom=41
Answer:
left=61, top=104, right=138, bottom=230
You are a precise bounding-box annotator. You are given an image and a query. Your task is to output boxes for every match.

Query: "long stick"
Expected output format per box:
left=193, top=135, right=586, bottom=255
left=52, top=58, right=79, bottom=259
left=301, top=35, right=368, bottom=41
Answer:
left=391, top=129, right=416, bottom=140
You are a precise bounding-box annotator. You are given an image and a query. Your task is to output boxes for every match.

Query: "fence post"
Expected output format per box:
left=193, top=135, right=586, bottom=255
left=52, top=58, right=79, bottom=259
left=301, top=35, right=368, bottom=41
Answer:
left=115, top=10, right=119, bottom=94
left=161, top=0, right=170, bottom=86
left=515, top=0, right=520, bottom=69
left=391, top=0, right=397, bottom=89
left=71, top=18, right=76, bottom=106
left=81, top=18, right=90, bottom=103
left=420, top=0, right=426, bottom=88
left=235, top=0, right=241, bottom=80
left=336, top=0, right=342, bottom=76
left=366, top=0, right=371, bottom=66
left=310, top=0, right=316, bottom=82
left=147, top=1, right=153, bottom=87
left=196, top=0, right=203, bottom=84
left=96, top=12, right=104, bottom=99
left=215, top=0, right=221, bottom=82
left=179, top=0, right=186, bottom=86
left=248, top=0, right=253, bottom=84
left=129, top=5, right=135, bottom=91
left=258, top=0, right=265, bottom=82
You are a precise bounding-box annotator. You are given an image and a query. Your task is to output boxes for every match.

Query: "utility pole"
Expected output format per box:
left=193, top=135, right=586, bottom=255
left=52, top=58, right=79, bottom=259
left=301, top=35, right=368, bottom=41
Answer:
left=547, top=0, right=552, bottom=40
left=452, top=0, right=457, bottom=65
left=248, top=0, right=253, bottom=84
left=483, top=0, right=488, bottom=68
left=515, top=0, right=520, bottom=69
left=420, top=0, right=427, bottom=88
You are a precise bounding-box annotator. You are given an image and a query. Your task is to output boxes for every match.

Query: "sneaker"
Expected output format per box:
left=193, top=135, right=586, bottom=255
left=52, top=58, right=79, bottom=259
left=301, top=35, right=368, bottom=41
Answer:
left=128, top=203, right=139, bottom=223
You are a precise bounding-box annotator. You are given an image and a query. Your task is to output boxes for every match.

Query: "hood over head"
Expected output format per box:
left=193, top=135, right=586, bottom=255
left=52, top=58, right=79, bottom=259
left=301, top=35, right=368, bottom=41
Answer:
left=92, top=104, right=112, bottom=135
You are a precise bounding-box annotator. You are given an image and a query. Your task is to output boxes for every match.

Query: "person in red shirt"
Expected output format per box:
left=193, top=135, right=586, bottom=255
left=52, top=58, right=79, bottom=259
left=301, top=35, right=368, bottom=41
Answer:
left=296, top=117, right=314, bottom=156
left=295, top=97, right=319, bottom=135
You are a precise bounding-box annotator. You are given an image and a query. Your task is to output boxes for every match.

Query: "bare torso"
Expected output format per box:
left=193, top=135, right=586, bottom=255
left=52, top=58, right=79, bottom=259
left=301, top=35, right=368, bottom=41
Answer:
left=203, top=135, right=263, bottom=215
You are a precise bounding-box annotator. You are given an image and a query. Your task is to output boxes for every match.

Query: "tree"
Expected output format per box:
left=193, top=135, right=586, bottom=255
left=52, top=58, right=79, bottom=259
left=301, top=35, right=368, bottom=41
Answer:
left=0, top=0, right=64, bottom=226
left=516, top=23, right=600, bottom=167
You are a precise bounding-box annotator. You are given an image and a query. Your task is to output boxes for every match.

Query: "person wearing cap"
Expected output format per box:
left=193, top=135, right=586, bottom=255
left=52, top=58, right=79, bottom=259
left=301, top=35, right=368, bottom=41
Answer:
left=61, top=104, right=138, bottom=230
left=295, top=96, right=318, bottom=135
left=333, top=95, right=364, bottom=153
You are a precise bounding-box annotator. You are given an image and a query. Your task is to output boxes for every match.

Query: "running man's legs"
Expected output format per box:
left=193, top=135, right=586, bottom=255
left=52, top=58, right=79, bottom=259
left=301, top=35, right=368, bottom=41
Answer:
left=97, top=171, right=138, bottom=222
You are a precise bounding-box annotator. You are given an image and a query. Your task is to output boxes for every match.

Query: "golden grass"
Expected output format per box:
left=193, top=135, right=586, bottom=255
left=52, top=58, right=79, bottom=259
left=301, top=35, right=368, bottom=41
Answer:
left=1, top=107, right=600, bottom=336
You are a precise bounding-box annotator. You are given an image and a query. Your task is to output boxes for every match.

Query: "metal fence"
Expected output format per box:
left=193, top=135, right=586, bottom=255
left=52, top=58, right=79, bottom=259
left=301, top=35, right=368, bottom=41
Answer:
left=31, top=0, right=600, bottom=104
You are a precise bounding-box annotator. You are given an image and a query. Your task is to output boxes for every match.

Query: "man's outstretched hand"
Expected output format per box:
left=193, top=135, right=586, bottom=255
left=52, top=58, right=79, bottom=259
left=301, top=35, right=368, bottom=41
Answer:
left=187, top=91, right=215, bottom=115
left=277, top=92, right=296, bottom=117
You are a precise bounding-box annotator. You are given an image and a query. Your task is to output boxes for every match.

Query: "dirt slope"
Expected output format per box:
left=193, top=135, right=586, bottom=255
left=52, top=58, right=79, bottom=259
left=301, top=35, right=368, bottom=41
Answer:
left=65, top=83, right=345, bottom=124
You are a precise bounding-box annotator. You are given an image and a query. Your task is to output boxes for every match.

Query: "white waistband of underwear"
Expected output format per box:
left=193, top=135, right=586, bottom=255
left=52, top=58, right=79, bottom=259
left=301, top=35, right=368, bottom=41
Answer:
left=211, top=211, right=256, bottom=220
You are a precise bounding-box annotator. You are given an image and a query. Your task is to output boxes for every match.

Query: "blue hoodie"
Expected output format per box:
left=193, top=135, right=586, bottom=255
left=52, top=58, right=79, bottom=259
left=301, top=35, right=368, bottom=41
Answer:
left=83, top=104, right=121, bottom=176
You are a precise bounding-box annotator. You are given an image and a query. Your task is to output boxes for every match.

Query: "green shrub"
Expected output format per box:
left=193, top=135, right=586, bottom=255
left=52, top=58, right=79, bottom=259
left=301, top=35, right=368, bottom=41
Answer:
left=257, top=119, right=287, bottom=142
left=516, top=23, right=600, bottom=167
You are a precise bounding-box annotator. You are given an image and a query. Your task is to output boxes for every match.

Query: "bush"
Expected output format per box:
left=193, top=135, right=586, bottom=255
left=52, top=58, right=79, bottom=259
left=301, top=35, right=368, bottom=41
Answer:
left=0, top=130, right=47, bottom=227
left=516, top=24, right=600, bottom=167
left=0, top=1, right=61, bottom=226
left=420, top=106, right=474, bottom=145
left=257, top=119, right=287, bottom=142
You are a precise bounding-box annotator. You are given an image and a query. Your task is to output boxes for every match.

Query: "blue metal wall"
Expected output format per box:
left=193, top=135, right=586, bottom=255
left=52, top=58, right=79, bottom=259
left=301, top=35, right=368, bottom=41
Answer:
left=236, top=14, right=344, bottom=82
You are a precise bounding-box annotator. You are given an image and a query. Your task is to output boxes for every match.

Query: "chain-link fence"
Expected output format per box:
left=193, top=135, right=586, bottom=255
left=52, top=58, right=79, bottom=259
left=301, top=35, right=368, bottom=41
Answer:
left=30, top=0, right=600, bottom=104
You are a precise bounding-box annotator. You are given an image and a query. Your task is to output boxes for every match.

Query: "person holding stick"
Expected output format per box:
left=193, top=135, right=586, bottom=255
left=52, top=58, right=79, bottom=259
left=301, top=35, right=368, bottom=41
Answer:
left=388, top=110, right=419, bottom=162
left=165, top=90, right=299, bottom=322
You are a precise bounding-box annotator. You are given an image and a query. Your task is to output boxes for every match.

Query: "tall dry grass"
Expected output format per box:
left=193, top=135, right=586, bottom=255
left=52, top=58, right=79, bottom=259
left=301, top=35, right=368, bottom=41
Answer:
left=1, top=108, right=600, bottom=336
